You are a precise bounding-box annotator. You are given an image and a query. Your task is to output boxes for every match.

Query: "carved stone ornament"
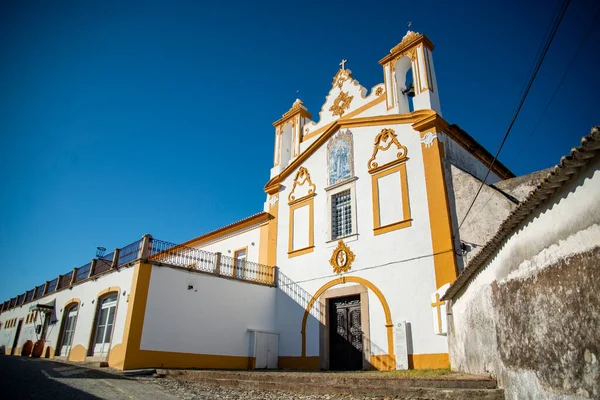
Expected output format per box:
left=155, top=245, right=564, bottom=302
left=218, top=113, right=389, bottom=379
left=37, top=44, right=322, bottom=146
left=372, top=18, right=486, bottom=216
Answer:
left=390, top=31, right=420, bottom=54
left=332, top=69, right=353, bottom=89
left=288, top=166, right=316, bottom=203
left=375, top=87, right=384, bottom=96
left=420, top=132, right=438, bottom=148
left=268, top=194, right=279, bottom=207
left=329, top=240, right=355, bottom=274
left=368, top=128, right=408, bottom=171
left=329, top=91, right=354, bottom=117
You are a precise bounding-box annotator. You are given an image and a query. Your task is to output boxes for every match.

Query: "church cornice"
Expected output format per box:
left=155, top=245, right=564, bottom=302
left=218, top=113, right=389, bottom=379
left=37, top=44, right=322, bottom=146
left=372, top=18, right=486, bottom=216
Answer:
left=379, top=32, right=435, bottom=66
left=264, top=110, right=435, bottom=193
left=264, top=110, right=515, bottom=194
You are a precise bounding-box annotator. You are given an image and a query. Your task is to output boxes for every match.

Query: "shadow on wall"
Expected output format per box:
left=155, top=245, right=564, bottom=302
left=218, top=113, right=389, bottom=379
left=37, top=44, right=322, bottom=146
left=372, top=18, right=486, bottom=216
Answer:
left=276, top=271, right=405, bottom=371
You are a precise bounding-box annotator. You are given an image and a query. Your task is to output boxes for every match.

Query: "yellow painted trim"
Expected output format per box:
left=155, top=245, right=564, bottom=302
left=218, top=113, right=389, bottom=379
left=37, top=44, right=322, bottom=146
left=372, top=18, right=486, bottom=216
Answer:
left=379, top=33, right=435, bottom=65
left=96, top=287, right=120, bottom=299
left=374, top=220, right=412, bottom=236
left=371, top=162, right=411, bottom=235
left=300, top=276, right=394, bottom=367
left=233, top=247, right=248, bottom=278
left=178, top=212, right=272, bottom=249
left=340, top=94, right=386, bottom=121
left=408, top=353, right=449, bottom=369
left=265, top=110, right=437, bottom=193
left=120, top=349, right=254, bottom=370
left=302, top=122, right=335, bottom=142
left=67, top=344, right=87, bottom=362
left=112, top=261, right=152, bottom=370
left=288, top=196, right=314, bottom=258
left=259, top=198, right=278, bottom=268
left=288, top=246, right=315, bottom=258
left=413, top=124, right=458, bottom=289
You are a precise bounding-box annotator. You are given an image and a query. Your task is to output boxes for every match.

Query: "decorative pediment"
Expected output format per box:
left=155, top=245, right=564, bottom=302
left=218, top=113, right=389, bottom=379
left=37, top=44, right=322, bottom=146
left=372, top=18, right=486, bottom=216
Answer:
left=329, top=91, right=354, bottom=117
left=329, top=240, right=355, bottom=274
left=332, top=68, right=353, bottom=89
left=288, top=167, right=316, bottom=203
left=368, top=128, right=408, bottom=172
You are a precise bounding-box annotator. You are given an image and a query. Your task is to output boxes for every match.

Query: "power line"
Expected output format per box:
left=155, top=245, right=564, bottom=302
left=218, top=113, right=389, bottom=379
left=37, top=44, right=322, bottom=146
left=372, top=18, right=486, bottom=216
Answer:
left=457, top=0, right=573, bottom=232
left=512, top=4, right=600, bottom=163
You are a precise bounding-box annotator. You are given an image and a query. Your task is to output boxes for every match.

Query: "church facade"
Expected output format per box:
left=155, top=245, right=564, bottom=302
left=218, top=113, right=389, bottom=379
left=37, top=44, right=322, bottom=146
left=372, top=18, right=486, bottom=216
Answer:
left=0, top=31, right=517, bottom=371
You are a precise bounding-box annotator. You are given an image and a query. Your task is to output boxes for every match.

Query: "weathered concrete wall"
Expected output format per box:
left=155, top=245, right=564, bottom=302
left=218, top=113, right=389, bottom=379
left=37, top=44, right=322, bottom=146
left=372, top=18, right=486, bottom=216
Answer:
left=448, top=156, right=600, bottom=400
left=492, top=167, right=553, bottom=202
left=444, top=164, right=517, bottom=267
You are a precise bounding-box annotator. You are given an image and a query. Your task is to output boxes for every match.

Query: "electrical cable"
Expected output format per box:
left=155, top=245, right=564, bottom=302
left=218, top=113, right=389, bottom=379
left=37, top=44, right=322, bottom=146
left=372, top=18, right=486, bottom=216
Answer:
left=457, top=0, right=572, bottom=232
left=512, top=4, right=600, bottom=163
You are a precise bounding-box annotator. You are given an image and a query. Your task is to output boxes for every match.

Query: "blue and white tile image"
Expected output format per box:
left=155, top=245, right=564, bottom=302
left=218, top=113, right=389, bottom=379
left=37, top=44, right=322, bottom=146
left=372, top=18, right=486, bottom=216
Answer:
left=329, top=138, right=352, bottom=186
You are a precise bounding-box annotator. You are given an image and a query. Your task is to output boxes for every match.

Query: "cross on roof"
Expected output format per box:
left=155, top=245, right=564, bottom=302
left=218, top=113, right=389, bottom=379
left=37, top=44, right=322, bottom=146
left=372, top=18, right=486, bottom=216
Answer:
left=340, top=59, right=347, bottom=70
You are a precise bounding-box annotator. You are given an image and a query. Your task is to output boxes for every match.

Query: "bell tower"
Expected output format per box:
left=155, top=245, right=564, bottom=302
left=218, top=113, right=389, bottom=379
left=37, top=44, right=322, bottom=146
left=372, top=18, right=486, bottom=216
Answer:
left=379, top=31, right=441, bottom=115
left=270, top=99, right=312, bottom=177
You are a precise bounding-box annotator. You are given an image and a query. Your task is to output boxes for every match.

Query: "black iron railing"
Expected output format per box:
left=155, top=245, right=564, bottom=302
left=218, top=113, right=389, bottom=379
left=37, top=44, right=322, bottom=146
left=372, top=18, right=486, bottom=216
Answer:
left=74, top=262, right=92, bottom=283
left=33, top=284, right=45, bottom=299
left=149, top=239, right=275, bottom=286
left=118, top=239, right=142, bottom=265
left=0, top=237, right=277, bottom=313
left=277, top=271, right=323, bottom=320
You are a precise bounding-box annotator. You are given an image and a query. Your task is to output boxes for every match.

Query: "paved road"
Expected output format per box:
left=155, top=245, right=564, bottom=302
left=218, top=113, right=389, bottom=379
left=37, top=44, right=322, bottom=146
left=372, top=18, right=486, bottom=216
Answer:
left=0, top=356, right=179, bottom=399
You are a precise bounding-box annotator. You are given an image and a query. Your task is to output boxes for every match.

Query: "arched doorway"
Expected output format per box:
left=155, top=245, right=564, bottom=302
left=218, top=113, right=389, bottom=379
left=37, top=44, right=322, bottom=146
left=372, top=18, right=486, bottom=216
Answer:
left=301, top=276, right=395, bottom=371
left=91, top=293, right=118, bottom=356
left=57, top=302, right=79, bottom=357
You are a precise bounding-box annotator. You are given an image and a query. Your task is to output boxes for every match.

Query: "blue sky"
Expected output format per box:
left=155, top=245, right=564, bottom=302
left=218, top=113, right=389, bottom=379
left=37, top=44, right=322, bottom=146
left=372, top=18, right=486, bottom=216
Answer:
left=0, top=0, right=598, bottom=301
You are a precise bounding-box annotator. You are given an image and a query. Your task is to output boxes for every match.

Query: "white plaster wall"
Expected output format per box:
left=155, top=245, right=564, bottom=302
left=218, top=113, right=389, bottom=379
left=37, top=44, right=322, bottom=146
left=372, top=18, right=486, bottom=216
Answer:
left=194, top=226, right=262, bottom=264
left=443, top=135, right=502, bottom=184
left=141, top=265, right=276, bottom=356
left=0, top=266, right=134, bottom=357
left=449, top=156, right=600, bottom=399
left=292, top=204, right=310, bottom=251
left=275, top=122, right=448, bottom=358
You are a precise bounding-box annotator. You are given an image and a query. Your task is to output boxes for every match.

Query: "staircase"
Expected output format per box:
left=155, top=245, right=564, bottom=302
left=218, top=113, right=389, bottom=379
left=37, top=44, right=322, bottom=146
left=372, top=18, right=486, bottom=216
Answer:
left=158, top=370, right=505, bottom=399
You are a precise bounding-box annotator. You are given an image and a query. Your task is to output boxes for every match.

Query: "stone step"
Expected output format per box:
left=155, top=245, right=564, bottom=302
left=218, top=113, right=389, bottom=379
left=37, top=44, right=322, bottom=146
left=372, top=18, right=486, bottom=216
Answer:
left=161, top=370, right=498, bottom=390
left=167, top=376, right=505, bottom=400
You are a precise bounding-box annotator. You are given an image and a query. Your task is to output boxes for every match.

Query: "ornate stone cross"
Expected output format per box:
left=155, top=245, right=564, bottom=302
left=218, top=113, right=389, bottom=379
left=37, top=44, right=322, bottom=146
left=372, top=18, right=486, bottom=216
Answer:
left=340, top=59, right=347, bottom=70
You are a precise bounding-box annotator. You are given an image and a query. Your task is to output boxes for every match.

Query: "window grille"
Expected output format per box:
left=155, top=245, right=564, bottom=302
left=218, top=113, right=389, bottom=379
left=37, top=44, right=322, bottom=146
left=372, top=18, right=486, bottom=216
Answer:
left=331, top=189, right=352, bottom=239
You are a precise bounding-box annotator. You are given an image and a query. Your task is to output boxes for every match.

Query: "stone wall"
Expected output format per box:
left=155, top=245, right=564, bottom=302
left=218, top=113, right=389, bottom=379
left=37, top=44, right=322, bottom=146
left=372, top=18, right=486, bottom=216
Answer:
left=447, top=155, right=600, bottom=399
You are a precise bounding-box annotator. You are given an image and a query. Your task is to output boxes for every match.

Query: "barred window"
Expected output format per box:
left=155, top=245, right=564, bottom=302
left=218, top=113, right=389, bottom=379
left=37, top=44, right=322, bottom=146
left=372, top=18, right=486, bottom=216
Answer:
left=331, top=189, right=352, bottom=239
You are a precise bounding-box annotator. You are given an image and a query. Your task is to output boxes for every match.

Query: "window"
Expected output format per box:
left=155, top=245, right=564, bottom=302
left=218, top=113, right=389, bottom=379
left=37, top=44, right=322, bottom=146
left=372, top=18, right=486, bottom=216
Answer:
left=233, top=248, right=247, bottom=278
left=331, top=189, right=353, bottom=239
left=58, top=304, right=79, bottom=356
left=92, top=294, right=118, bottom=356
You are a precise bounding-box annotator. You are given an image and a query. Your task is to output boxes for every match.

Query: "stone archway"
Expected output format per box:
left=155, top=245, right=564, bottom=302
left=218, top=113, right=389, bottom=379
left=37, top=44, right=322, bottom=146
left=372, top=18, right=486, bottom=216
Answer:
left=301, top=276, right=396, bottom=370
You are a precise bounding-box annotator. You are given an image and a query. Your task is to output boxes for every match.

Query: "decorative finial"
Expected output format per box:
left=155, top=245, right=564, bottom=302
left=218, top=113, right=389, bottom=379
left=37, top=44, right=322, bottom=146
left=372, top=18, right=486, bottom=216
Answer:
left=340, top=59, right=347, bottom=70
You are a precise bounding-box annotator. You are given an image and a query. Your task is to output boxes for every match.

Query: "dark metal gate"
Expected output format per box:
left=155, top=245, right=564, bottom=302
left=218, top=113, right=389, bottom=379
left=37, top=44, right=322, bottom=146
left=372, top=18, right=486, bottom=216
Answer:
left=329, top=294, right=363, bottom=370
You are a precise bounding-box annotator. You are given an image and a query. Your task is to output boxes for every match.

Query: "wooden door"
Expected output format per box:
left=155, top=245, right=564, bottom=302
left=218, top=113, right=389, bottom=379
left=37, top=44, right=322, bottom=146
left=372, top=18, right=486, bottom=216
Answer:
left=329, top=295, right=363, bottom=370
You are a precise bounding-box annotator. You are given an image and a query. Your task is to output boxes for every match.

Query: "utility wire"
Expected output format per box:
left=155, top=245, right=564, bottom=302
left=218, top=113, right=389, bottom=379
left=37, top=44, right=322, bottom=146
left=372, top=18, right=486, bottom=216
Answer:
left=461, top=3, right=598, bottom=231
left=512, top=4, right=600, bottom=163
left=457, top=0, right=572, bottom=232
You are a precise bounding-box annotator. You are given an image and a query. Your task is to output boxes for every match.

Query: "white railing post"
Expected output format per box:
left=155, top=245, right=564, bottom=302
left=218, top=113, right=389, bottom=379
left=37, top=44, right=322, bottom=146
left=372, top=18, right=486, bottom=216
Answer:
left=214, top=252, right=222, bottom=276
left=139, top=234, right=153, bottom=261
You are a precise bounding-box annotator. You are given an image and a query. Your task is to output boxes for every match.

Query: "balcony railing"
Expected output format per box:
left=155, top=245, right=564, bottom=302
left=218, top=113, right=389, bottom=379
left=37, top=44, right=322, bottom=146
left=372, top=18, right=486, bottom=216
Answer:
left=1, top=236, right=277, bottom=314
left=149, top=239, right=276, bottom=286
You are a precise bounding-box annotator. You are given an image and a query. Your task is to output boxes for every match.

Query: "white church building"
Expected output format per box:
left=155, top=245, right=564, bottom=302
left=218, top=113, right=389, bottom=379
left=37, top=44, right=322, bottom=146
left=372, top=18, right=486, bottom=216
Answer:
left=1, top=31, right=523, bottom=371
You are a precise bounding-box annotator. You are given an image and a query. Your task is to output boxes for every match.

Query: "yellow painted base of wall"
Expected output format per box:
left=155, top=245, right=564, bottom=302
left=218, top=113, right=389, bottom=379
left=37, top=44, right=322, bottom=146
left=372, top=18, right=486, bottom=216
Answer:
left=369, top=354, right=396, bottom=371
left=408, top=353, right=449, bottom=369
left=277, top=356, right=320, bottom=370
left=121, top=349, right=254, bottom=371
left=108, top=344, right=125, bottom=369
left=67, top=345, right=87, bottom=362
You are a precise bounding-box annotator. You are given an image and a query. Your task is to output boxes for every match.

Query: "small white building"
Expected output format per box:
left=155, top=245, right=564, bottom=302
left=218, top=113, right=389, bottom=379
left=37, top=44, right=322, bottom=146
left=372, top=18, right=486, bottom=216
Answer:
left=2, top=31, right=547, bottom=372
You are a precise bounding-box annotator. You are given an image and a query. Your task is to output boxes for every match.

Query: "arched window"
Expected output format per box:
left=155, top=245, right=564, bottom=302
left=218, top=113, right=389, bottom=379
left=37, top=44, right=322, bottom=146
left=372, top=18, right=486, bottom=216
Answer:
left=393, top=56, right=415, bottom=114
left=327, top=129, right=354, bottom=186
left=58, top=303, right=79, bottom=356
left=91, top=293, right=118, bottom=356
